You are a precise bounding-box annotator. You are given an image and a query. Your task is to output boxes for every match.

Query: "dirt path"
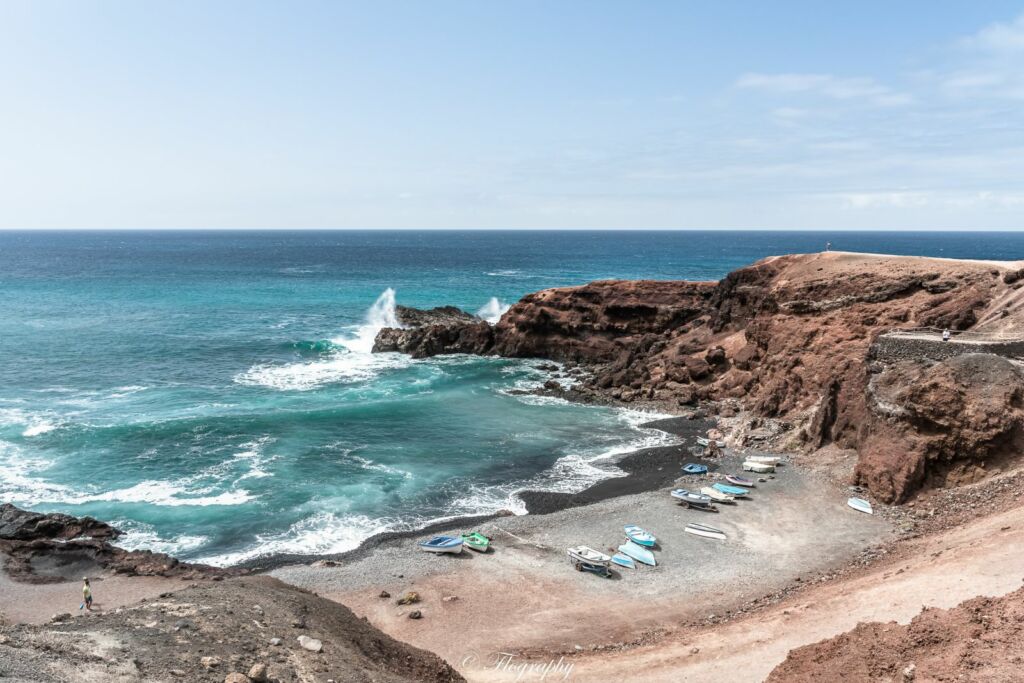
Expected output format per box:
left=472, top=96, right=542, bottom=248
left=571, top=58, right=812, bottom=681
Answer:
left=468, top=502, right=1024, bottom=682
left=0, top=572, right=189, bottom=625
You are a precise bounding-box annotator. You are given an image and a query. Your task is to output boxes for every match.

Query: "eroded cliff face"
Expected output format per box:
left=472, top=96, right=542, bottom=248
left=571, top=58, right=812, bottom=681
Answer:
left=374, top=252, right=1024, bottom=502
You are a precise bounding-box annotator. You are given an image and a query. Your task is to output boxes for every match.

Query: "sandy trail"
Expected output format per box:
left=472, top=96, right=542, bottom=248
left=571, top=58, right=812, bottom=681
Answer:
left=0, top=572, right=189, bottom=625
left=471, top=501, right=1024, bottom=682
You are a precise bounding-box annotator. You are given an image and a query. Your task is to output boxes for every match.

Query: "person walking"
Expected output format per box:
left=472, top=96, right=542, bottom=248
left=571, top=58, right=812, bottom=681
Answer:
left=81, top=577, right=93, bottom=611
left=942, top=329, right=951, bottom=342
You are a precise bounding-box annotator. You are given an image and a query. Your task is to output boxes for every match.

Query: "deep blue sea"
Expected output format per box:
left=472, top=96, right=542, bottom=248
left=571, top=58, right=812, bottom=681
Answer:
left=2, top=230, right=1022, bottom=565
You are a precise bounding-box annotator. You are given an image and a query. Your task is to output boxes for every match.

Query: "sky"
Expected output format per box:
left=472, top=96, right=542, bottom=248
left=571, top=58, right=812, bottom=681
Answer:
left=2, top=1, right=1024, bottom=230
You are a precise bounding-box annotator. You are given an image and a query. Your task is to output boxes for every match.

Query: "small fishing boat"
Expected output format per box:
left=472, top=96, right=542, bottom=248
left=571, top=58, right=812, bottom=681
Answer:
left=743, top=461, right=775, bottom=473
left=682, top=463, right=708, bottom=474
left=696, top=437, right=726, bottom=448
left=618, top=540, right=656, bottom=566
left=567, top=546, right=612, bottom=576
left=460, top=532, right=491, bottom=552
left=746, top=455, right=783, bottom=465
left=700, top=486, right=735, bottom=503
left=725, top=474, right=756, bottom=487
left=847, top=497, right=873, bottom=514
left=624, top=524, right=656, bottom=548
left=670, top=488, right=716, bottom=510
left=418, top=536, right=464, bottom=554
left=611, top=553, right=636, bottom=569
left=712, top=482, right=749, bottom=496
left=685, top=523, right=727, bottom=541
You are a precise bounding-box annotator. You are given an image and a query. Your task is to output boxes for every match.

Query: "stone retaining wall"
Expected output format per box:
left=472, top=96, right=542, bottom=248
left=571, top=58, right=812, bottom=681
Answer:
left=871, top=334, right=1024, bottom=363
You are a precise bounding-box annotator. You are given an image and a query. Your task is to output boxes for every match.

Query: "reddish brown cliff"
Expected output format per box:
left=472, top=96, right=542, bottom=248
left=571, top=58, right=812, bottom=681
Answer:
left=375, top=252, right=1024, bottom=502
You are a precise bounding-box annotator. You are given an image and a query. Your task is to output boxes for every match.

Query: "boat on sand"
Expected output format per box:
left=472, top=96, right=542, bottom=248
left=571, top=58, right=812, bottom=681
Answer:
left=567, top=546, right=612, bottom=576
left=685, top=523, right=727, bottom=540
left=746, top=455, right=782, bottom=465
left=682, top=463, right=708, bottom=474
left=611, top=553, right=636, bottom=569
left=743, top=461, right=775, bottom=473
left=700, top=486, right=735, bottom=503
left=461, top=532, right=491, bottom=552
left=418, top=536, right=464, bottom=554
left=670, top=489, right=716, bottom=510
left=618, top=540, right=656, bottom=566
left=725, top=474, right=755, bottom=487
left=696, top=437, right=726, bottom=448
left=624, top=524, right=656, bottom=547
left=712, top=482, right=749, bottom=496
left=847, top=497, right=873, bottom=514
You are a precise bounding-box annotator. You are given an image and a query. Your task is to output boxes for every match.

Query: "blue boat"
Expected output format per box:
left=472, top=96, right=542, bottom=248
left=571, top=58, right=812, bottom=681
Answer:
left=611, top=553, right=636, bottom=569
left=624, top=524, right=656, bottom=547
left=618, top=540, right=656, bottom=566
left=682, top=463, right=708, bottom=474
left=670, top=488, right=716, bottom=510
left=712, top=482, right=749, bottom=496
left=417, top=536, right=463, bottom=554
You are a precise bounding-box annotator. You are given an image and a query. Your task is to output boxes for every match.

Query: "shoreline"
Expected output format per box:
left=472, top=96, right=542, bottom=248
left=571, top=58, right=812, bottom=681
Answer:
left=240, top=414, right=711, bottom=572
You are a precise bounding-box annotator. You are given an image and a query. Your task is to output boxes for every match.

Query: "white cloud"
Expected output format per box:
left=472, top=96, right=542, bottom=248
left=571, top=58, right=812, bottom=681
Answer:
left=960, top=12, right=1024, bottom=54
left=736, top=72, right=911, bottom=106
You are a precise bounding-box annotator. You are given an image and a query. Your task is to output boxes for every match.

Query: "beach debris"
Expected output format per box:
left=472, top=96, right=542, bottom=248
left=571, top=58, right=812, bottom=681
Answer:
left=848, top=497, right=874, bottom=514
left=396, top=591, right=420, bottom=605
left=297, top=635, right=323, bottom=652
left=248, top=662, right=269, bottom=682
left=442, top=595, right=459, bottom=602
left=408, top=610, right=422, bottom=619
left=200, top=656, right=221, bottom=669
left=378, top=590, right=391, bottom=599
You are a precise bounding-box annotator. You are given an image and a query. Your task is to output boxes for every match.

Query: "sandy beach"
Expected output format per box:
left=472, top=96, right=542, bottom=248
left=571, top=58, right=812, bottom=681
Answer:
left=271, top=430, right=892, bottom=673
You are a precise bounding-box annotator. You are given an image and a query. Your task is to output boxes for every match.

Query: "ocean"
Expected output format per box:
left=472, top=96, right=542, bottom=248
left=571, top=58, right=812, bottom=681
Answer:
left=2, top=230, right=1022, bottom=565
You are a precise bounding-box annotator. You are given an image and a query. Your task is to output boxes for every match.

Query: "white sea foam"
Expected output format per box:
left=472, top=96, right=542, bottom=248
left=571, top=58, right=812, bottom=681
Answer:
left=476, top=297, right=511, bottom=324
left=233, top=436, right=276, bottom=480
left=198, top=512, right=395, bottom=566
left=235, top=289, right=410, bottom=391
left=113, top=521, right=210, bottom=555
left=485, top=269, right=522, bottom=277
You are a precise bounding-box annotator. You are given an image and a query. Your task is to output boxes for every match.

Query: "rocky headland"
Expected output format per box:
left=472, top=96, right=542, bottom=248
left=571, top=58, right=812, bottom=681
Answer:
left=373, top=251, right=1024, bottom=503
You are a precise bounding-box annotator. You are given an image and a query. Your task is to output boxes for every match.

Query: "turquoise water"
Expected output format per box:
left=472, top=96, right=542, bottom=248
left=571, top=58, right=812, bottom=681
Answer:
left=1, top=230, right=1022, bottom=565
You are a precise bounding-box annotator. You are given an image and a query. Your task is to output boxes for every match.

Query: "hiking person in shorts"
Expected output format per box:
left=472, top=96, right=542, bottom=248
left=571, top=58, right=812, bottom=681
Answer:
left=82, top=577, right=93, bottom=610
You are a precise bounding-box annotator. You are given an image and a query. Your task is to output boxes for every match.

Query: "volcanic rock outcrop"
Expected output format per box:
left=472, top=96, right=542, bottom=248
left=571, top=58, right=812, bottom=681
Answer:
left=0, top=503, right=230, bottom=583
left=374, top=252, right=1024, bottom=502
left=766, top=586, right=1024, bottom=682
left=372, top=305, right=493, bottom=358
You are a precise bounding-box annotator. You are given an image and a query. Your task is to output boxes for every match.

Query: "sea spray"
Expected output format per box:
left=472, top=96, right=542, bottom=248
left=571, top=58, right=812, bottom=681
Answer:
left=337, top=288, right=401, bottom=354
left=477, top=297, right=511, bottom=324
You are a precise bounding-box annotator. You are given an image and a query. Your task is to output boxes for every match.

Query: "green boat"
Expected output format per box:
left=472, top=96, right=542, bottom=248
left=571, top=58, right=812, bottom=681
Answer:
left=461, top=532, right=491, bottom=553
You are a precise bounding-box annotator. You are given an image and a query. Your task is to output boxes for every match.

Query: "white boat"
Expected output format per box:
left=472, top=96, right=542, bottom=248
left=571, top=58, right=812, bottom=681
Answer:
left=742, top=461, right=775, bottom=473
left=700, top=486, right=735, bottom=503
left=617, top=541, right=656, bottom=567
left=567, top=545, right=611, bottom=567
left=746, top=455, right=782, bottom=465
left=696, top=437, right=726, bottom=448
left=685, top=523, right=727, bottom=541
left=847, top=497, right=873, bottom=514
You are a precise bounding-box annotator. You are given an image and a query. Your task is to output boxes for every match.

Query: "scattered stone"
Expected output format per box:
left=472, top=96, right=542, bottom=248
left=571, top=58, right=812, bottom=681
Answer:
left=396, top=591, right=420, bottom=605
left=174, top=619, right=193, bottom=631
left=902, top=663, right=916, bottom=681
left=50, top=613, right=70, bottom=623
left=169, top=671, right=186, bottom=678
left=378, top=590, right=390, bottom=599
left=297, top=635, right=323, bottom=652
left=290, top=618, right=305, bottom=629
left=442, top=595, right=459, bottom=602
left=247, top=662, right=269, bottom=682
left=690, top=647, right=700, bottom=655
left=408, top=610, right=422, bottom=620
left=311, top=559, right=338, bottom=568
left=201, top=656, right=221, bottom=669
left=224, top=674, right=250, bottom=683
left=268, top=637, right=282, bottom=646
left=251, top=605, right=264, bottom=615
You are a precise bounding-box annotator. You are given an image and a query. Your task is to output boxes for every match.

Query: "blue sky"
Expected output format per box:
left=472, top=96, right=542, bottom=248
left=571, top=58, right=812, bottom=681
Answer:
left=2, top=2, right=1024, bottom=229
